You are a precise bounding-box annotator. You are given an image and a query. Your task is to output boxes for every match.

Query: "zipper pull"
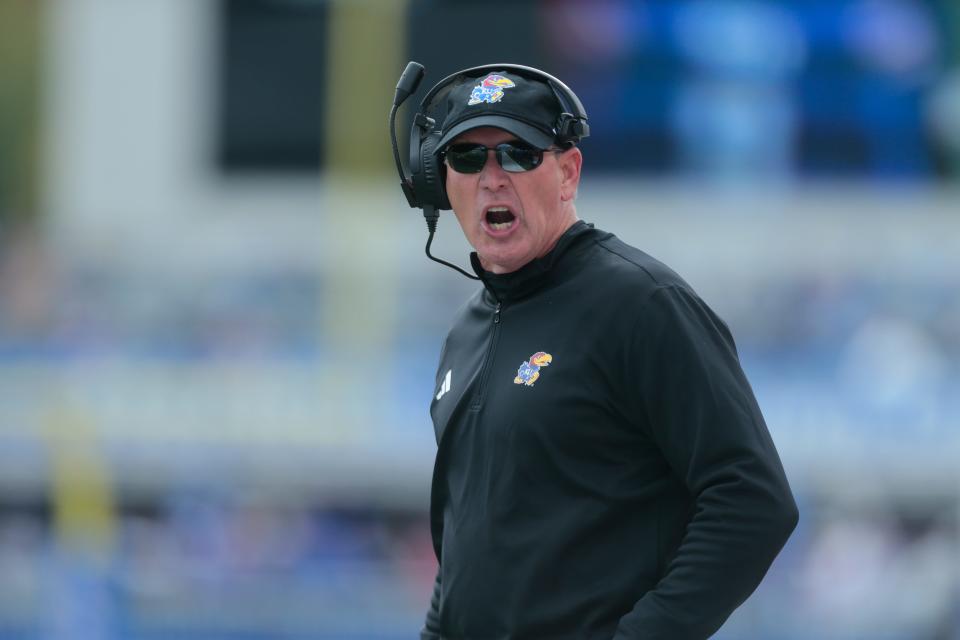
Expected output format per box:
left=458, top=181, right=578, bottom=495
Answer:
left=494, top=303, right=502, bottom=324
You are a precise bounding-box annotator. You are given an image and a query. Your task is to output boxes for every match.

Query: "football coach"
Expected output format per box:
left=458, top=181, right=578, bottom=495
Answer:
left=392, top=62, right=799, bottom=640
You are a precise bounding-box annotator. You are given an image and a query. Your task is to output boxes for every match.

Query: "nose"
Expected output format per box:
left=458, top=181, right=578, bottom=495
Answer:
left=478, top=149, right=509, bottom=190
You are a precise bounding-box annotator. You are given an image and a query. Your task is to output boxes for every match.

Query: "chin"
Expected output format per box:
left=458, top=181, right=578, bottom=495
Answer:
left=481, top=250, right=530, bottom=274
left=473, top=233, right=534, bottom=272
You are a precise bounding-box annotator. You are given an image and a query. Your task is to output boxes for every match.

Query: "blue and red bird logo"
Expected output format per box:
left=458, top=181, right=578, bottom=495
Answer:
left=468, top=74, right=516, bottom=105
left=514, top=352, right=553, bottom=387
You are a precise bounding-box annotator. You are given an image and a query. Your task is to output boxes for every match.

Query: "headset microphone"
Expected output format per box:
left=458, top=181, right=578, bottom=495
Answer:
left=390, top=61, right=481, bottom=281
left=390, top=61, right=424, bottom=209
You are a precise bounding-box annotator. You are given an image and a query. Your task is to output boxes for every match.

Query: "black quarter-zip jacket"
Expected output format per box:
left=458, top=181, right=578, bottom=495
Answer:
left=422, top=221, right=798, bottom=640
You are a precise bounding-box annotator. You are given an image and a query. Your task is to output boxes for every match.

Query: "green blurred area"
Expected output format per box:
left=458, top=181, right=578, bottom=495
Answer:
left=0, top=1, right=43, bottom=225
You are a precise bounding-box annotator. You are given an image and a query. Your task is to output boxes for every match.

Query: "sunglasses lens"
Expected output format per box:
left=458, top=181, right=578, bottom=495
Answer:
left=498, top=144, right=543, bottom=172
left=444, top=142, right=546, bottom=173
left=445, top=144, right=488, bottom=173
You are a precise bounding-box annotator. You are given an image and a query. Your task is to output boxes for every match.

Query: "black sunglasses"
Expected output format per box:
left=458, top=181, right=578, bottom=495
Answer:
left=443, top=142, right=560, bottom=174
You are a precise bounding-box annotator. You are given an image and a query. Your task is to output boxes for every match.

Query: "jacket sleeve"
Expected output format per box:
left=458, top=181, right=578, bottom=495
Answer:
left=614, top=285, right=799, bottom=640
left=420, top=566, right=442, bottom=640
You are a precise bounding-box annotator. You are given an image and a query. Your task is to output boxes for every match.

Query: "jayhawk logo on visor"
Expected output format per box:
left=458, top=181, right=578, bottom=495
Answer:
left=514, top=352, right=552, bottom=387
left=468, top=74, right=516, bottom=105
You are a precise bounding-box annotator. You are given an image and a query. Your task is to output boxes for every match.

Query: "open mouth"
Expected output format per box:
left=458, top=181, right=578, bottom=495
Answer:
left=485, top=206, right=516, bottom=231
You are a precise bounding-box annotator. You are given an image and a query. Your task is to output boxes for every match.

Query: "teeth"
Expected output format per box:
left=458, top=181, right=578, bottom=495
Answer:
left=486, top=206, right=514, bottom=232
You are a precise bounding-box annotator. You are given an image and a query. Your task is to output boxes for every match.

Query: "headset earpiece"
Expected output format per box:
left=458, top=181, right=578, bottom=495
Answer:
left=411, top=129, right=450, bottom=211
left=408, top=112, right=449, bottom=211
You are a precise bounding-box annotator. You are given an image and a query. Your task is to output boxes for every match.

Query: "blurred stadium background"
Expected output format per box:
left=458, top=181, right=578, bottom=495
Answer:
left=0, top=0, right=958, bottom=638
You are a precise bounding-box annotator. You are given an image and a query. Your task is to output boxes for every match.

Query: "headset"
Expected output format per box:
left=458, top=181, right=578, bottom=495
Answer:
left=389, top=61, right=589, bottom=279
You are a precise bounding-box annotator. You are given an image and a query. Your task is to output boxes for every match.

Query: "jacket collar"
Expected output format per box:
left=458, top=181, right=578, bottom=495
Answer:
left=470, top=220, right=594, bottom=302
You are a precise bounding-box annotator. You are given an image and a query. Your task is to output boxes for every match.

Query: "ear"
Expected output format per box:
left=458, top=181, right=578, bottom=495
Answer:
left=558, top=147, right=583, bottom=202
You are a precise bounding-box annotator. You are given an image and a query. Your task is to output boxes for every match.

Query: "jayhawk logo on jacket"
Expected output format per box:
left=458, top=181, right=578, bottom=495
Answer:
left=514, top=352, right=553, bottom=387
left=468, top=74, right=516, bottom=105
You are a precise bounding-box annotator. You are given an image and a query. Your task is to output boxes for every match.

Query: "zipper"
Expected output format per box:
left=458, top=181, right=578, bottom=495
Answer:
left=471, top=301, right=502, bottom=410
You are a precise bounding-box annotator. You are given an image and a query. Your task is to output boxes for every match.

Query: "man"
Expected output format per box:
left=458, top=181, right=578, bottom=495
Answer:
left=417, top=65, right=798, bottom=640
